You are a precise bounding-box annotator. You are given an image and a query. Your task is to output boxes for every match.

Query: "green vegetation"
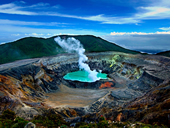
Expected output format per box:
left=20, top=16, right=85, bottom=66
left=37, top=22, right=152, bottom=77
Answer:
left=12, top=117, right=29, bottom=128
left=0, top=109, right=28, bottom=128
left=1, top=109, right=16, bottom=120
left=134, top=122, right=167, bottom=128
left=56, top=35, right=140, bottom=54
left=97, top=116, right=108, bottom=128
left=0, top=35, right=140, bottom=64
left=0, top=109, right=68, bottom=128
left=0, top=37, right=65, bottom=64
left=0, top=109, right=168, bottom=128
left=75, top=122, right=98, bottom=128
left=75, top=116, right=108, bottom=128
left=74, top=115, right=168, bottom=128
left=31, top=110, right=69, bottom=128
left=156, top=50, right=170, bottom=57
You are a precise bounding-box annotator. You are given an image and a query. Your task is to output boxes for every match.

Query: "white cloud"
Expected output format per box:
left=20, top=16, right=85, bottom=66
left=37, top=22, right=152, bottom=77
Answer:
left=28, top=2, right=50, bottom=8
left=0, top=2, right=59, bottom=15
left=0, top=24, right=105, bottom=44
left=44, top=8, right=168, bottom=24
left=159, top=27, right=170, bottom=31
left=150, top=0, right=170, bottom=8
left=19, top=1, right=26, bottom=4
left=30, top=33, right=44, bottom=36
left=136, top=6, right=170, bottom=20
left=110, top=31, right=170, bottom=35
left=0, top=24, right=104, bottom=35
left=102, top=33, right=170, bottom=51
left=0, top=3, right=36, bottom=15
left=0, top=19, right=66, bottom=26
left=43, top=0, right=170, bottom=24
left=28, top=2, right=61, bottom=9
left=80, top=15, right=140, bottom=24
left=0, top=1, right=170, bottom=25
left=12, top=34, right=20, bottom=36
left=156, top=31, right=170, bottom=34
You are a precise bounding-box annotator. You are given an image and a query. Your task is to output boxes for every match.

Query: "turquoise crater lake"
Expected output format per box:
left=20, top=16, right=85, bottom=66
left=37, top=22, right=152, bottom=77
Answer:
left=63, top=70, right=108, bottom=82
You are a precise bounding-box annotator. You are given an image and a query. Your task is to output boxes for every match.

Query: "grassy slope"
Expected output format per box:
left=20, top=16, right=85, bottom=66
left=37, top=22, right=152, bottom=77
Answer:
left=55, top=35, right=140, bottom=54
left=0, top=35, right=140, bottom=64
left=0, top=37, right=64, bottom=64
left=156, top=50, right=170, bottom=57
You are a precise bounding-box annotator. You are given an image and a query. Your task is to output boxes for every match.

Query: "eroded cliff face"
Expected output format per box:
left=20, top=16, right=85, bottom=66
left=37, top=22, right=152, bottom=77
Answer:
left=0, top=52, right=170, bottom=126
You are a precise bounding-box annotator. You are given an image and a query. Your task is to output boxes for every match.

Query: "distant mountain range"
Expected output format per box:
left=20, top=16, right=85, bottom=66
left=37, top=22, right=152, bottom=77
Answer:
left=0, top=35, right=169, bottom=64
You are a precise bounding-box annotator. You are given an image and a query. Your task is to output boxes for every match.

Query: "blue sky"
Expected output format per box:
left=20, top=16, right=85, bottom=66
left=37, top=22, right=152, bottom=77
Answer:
left=0, top=0, right=171, bottom=52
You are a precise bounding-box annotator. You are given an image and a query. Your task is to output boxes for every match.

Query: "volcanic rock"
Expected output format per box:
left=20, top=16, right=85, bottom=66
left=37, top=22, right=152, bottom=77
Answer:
left=24, top=122, right=36, bottom=128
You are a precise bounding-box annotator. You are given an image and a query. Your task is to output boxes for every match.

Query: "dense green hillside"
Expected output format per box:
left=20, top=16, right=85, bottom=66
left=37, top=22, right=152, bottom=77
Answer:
left=54, top=35, right=140, bottom=54
left=156, top=50, right=170, bottom=57
left=0, top=37, right=65, bottom=64
left=0, top=35, right=140, bottom=64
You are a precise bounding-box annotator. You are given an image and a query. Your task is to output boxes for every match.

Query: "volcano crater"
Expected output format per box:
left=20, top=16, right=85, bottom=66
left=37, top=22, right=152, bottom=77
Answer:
left=0, top=52, right=169, bottom=121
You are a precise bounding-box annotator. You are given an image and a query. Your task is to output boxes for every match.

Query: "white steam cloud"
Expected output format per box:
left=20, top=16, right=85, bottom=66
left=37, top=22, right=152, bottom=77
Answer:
left=54, top=36, right=100, bottom=82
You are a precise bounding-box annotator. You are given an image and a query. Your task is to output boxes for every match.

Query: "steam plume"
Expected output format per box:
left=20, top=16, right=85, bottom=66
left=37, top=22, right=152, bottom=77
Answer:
left=54, top=36, right=100, bottom=82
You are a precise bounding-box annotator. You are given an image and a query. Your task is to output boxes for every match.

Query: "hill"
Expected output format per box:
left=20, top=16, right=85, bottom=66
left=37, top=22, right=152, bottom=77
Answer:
left=156, top=50, right=170, bottom=57
left=0, top=35, right=140, bottom=64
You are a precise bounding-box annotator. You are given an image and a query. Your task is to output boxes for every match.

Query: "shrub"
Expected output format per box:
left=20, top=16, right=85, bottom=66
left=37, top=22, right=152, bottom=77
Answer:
left=12, top=117, right=28, bottom=128
left=0, top=121, right=2, bottom=128
left=79, top=125, right=90, bottom=128
left=31, top=111, right=68, bottom=128
left=60, top=125, right=68, bottom=128
left=97, top=115, right=108, bottom=128
left=1, top=119, right=13, bottom=128
left=1, top=109, right=16, bottom=120
left=97, top=120, right=108, bottom=128
left=88, top=123, right=98, bottom=128
left=112, top=122, right=126, bottom=128
left=99, top=116, right=105, bottom=121
left=75, top=122, right=86, bottom=128
left=0, top=109, right=16, bottom=128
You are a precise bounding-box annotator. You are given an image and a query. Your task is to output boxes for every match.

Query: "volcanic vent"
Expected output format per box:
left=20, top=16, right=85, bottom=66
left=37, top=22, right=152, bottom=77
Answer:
left=54, top=36, right=108, bottom=83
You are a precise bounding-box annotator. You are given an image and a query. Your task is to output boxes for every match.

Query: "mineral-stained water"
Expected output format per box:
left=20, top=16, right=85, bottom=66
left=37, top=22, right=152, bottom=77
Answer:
left=63, top=70, right=107, bottom=82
